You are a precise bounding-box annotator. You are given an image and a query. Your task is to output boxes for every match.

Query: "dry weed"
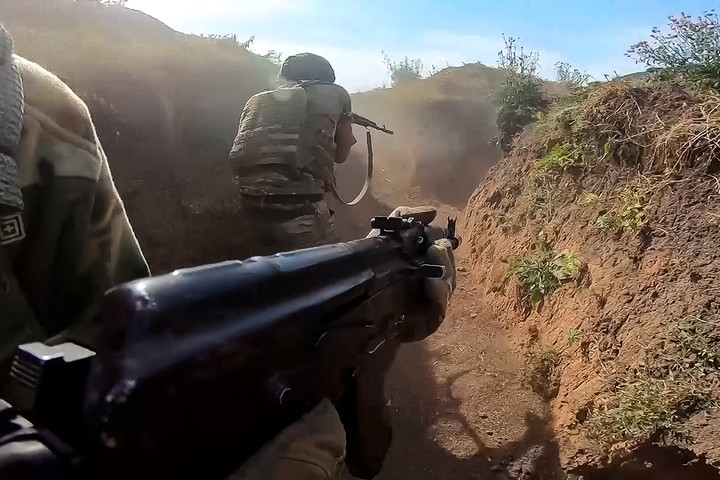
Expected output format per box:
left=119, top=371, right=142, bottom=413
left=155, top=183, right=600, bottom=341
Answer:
left=521, top=346, right=561, bottom=400
left=575, top=83, right=720, bottom=175
left=653, top=94, right=720, bottom=172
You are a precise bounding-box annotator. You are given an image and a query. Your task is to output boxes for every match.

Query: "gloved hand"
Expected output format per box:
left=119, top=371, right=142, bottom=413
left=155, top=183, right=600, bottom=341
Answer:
left=227, top=398, right=347, bottom=480
left=367, top=206, right=457, bottom=339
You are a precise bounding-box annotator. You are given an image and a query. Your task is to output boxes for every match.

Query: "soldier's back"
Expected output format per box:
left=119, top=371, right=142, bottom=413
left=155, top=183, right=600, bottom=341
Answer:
left=228, top=82, right=352, bottom=256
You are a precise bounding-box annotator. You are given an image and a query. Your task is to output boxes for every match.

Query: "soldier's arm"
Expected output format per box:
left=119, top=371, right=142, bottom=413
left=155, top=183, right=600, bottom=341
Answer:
left=57, top=139, right=151, bottom=348
left=11, top=56, right=150, bottom=350
left=334, top=87, right=356, bottom=165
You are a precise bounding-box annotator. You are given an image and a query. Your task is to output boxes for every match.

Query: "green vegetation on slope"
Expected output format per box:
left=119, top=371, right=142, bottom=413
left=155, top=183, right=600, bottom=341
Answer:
left=478, top=9, right=720, bottom=460
left=502, top=234, right=581, bottom=309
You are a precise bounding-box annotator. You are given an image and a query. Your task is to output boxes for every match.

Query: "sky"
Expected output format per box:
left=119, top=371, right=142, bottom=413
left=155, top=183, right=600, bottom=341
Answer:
left=124, top=0, right=717, bottom=92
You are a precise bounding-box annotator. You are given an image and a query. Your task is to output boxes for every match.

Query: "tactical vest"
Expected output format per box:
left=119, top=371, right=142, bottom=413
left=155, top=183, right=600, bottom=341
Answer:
left=228, top=81, right=337, bottom=194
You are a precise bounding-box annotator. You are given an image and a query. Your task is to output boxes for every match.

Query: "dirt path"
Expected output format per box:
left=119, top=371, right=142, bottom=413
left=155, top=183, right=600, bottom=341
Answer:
left=332, top=184, right=563, bottom=479
left=379, top=211, right=563, bottom=480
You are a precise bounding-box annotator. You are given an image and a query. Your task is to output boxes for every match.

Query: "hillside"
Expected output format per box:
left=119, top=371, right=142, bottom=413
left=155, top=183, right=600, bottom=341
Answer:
left=464, top=80, right=720, bottom=476
left=3, top=0, right=514, bottom=272
left=345, top=64, right=567, bottom=208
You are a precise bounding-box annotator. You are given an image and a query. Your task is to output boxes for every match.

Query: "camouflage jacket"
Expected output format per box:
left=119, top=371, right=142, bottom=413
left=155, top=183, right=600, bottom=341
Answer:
left=0, top=55, right=150, bottom=374
left=228, top=81, right=352, bottom=197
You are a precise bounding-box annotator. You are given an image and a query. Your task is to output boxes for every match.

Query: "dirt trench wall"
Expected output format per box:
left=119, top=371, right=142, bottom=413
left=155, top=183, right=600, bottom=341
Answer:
left=464, top=129, right=720, bottom=472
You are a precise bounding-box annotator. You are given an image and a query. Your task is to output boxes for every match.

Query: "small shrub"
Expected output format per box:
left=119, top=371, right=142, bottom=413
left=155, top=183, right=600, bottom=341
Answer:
left=534, top=144, right=581, bottom=172
left=586, top=318, right=720, bottom=448
left=525, top=169, right=559, bottom=220
left=495, top=35, right=549, bottom=153
left=382, top=52, right=423, bottom=86
left=672, top=323, right=720, bottom=375
left=502, top=239, right=581, bottom=307
left=627, top=11, right=720, bottom=90
left=521, top=346, right=561, bottom=399
left=585, top=378, right=708, bottom=445
left=565, top=329, right=583, bottom=345
left=535, top=88, right=591, bottom=145
left=596, top=185, right=647, bottom=234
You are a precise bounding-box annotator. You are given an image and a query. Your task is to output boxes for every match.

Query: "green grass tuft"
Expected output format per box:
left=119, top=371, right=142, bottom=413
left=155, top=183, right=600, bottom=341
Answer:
left=577, top=192, right=601, bottom=206
left=503, top=239, right=581, bottom=307
left=585, top=378, right=711, bottom=446
left=534, top=144, right=582, bottom=172
left=596, top=185, right=647, bottom=234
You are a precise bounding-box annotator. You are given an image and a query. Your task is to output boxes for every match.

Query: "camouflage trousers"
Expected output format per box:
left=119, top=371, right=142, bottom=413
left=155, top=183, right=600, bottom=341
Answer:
left=239, top=194, right=338, bottom=257
left=228, top=399, right=350, bottom=480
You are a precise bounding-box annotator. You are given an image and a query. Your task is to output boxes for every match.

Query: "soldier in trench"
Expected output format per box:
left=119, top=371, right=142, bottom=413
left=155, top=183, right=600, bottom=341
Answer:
left=0, top=25, right=456, bottom=477
left=228, top=52, right=357, bottom=256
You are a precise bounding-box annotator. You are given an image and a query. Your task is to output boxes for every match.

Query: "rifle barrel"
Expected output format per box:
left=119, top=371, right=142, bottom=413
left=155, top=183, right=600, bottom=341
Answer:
left=352, top=113, right=394, bottom=135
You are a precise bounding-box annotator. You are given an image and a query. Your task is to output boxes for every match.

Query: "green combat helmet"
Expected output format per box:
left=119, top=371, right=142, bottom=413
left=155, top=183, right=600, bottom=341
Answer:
left=279, top=53, right=336, bottom=83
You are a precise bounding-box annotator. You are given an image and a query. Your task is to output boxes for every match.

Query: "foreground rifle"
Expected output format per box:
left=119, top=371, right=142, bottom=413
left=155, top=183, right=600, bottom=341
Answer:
left=0, top=214, right=461, bottom=480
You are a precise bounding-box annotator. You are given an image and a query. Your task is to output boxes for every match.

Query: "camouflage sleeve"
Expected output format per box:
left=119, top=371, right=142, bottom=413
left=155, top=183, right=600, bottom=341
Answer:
left=1, top=56, right=150, bottom=363
left=56, top=137, right=150, bottom=347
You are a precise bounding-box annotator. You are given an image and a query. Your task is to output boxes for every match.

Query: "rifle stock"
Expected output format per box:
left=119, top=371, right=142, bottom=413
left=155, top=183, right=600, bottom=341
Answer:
left=0, top=215, right=461, bottom=479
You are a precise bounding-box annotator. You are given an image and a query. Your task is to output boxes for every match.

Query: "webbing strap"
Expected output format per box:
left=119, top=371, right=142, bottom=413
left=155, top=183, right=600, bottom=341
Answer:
left=331, top=129, right=373, bottom=206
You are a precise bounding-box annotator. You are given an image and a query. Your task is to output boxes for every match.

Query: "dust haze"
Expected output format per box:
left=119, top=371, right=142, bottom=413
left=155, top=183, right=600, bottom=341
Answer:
left=335, top=70, right=503, bottom=209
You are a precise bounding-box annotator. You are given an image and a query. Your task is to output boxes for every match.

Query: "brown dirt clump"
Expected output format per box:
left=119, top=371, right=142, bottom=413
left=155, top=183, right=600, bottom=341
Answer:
left=464, top=81, right=720, bottom=476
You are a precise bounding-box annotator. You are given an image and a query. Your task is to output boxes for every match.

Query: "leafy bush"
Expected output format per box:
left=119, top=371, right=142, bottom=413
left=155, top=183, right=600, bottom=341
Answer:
left=495, top=35, right=549, bottom=153
left=585, top=378, right=694, bottom=445
left=533, top=144, right=582, bottom=172
left=586, top=320, right=720, bottom=448
left=672, top=323, right=720, bottom=375
left=596, top=185, right=647, bottom=234
left=382, top=52, right=423, bottom=86
left=627, top=11, right=720, bottom=90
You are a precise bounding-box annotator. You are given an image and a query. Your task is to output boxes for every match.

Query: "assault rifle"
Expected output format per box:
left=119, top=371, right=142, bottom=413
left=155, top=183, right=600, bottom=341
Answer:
left=352, top=113, right=394, bottom=135
left=0, top=213, right=461, bottom=480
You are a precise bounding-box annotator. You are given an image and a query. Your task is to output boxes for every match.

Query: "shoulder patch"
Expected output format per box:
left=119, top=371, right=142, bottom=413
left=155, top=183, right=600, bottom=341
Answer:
left=0, top=213, right=25, bottom=245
